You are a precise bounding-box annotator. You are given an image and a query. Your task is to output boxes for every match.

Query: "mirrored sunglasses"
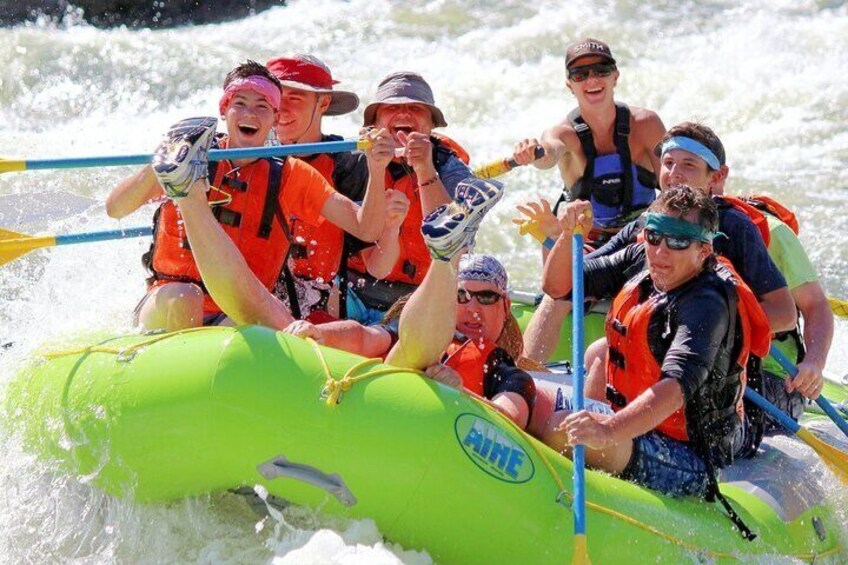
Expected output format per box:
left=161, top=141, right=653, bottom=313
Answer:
left=457, top=288, right=504, bottom=306
left=644, top=228, right=698, bottom=251
left=568, top=62, right=616, bottom=82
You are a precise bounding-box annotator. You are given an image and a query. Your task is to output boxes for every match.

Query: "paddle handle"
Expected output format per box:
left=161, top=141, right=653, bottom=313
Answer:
left=571, top=225, right=588, bottom=543
left=474, top=145, right=545, bottom=179
left=4, top=140, right=367, bottom=173
left=54, top=226, right=153, bottom=246
left=769, top=345, right=848, bottom=438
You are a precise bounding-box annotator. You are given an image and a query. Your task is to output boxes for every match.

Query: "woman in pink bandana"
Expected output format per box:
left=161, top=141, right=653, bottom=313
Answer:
left=106, top=60, right=393, bottom=332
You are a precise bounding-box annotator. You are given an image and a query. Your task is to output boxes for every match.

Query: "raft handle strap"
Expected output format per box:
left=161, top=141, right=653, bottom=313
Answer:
left=257, top=454, right=357, bottom=507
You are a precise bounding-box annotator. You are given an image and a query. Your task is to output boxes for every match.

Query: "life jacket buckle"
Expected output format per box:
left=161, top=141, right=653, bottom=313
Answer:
left=402, top=260, right=416, bottom=281
left=606, top=384, right=627, bottom=408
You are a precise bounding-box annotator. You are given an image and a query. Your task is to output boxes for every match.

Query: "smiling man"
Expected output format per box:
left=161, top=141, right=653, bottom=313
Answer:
left=344, top=71, right=479, bottom=324
left=264, top=54, right=407, bottom=322
left=106, top=60, right=391, bottom=331
left=531, top=186, right=769, bottom=538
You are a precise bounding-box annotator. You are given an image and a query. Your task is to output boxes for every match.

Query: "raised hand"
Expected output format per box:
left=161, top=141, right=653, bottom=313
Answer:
left=397, top=131, right=435, bottom=174
left=513, top=137, right=543, bottom=166
left=385, top=188, right=411, bottom=229
left=514, top=198, right=562, bottom=240
left=362, top=126, right=394, bottom=171
left=425, top=363, right=463, bottom=390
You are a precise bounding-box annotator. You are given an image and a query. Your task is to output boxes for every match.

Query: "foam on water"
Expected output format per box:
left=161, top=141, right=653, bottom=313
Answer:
left=1, top=0, right=848, bottom=561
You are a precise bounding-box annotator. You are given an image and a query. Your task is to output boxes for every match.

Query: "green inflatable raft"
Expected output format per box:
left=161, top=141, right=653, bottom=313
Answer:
left=6, top=325, right=847, bottom=563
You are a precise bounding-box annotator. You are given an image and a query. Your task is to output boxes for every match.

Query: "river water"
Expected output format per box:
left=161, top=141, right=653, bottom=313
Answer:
left=1, top=0, right=847, bottom=562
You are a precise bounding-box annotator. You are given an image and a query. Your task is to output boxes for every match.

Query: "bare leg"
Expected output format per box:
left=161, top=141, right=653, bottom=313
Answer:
left=584, top=337, right=608, bottom=401
left=135, top=282, right=204, bottom=332
left=385, top=256, right=461, bottom=370
left=523, top=295, right=572, bottom=363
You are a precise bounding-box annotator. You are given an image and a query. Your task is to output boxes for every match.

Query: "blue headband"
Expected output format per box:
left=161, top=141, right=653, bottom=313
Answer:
left=644, top=213, right=716, bottom=243
left=660, top=136, right=721, bottom=171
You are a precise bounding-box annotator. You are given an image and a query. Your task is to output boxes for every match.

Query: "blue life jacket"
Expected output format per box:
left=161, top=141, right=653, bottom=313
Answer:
left=556, top=103, right=657, bottom=230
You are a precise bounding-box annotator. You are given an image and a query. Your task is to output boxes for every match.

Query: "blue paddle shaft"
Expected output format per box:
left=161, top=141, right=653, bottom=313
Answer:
left=572, top=229, right=587, bottom=537
left=744, top=388, right=801, bottom=434
left=54, top=226, right=153, bottom=246
left=25, top=140, right=361, bottom=171
left=769, top=345, right=848, bottom=437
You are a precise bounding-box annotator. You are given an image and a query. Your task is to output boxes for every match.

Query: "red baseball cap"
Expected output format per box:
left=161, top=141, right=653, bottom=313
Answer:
left=266, top=54, right=359, bottom=116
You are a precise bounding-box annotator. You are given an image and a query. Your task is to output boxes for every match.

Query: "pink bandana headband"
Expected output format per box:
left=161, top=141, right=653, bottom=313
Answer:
left=218, top=76, right=281, bottom=115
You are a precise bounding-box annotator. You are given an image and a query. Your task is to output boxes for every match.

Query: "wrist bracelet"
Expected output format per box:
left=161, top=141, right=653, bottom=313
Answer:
left=417, top=173, right=440, bottom=188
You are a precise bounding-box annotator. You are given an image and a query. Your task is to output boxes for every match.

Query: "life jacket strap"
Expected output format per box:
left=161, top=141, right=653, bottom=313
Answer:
left=705, top=461, right=757, bottom=541
left=613, top=103, right=635, bottom=217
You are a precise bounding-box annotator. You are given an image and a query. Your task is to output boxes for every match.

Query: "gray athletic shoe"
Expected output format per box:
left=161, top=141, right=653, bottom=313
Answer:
left=421, top=177, right=505, bottom=261
left=153, top=116, right=218, bottom=199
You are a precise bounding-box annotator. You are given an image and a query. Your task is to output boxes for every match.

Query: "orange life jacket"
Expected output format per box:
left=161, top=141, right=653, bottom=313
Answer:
left=717, top=195, right=771, bottom=247
left=347, top=134, right=471, bottom=286
left=443, top=336, right=499, bottom=396
left=145, top=157, right=291, bottom=314
left=718, top=194, right=800, bottom=247
left=288, top=152, right=345, bottom=284
left=605, top=260, right=770, bottom=442
left=741, top=195, right=799, bottom=235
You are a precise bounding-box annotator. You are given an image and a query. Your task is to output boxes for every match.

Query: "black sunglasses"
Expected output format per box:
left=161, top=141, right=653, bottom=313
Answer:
left=568, top=63, right=616, bottom=82
left=457, top=288, right=504, bottom=306
left=644, top=229, right=698, bottom=251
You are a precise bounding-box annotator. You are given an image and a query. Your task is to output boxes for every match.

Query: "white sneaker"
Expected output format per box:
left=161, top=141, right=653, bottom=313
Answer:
left=421, top=177, right=505, bottom=261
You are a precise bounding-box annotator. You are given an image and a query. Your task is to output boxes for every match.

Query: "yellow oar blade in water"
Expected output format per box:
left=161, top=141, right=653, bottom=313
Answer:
left=797, top=428, right=848, bottom=484
left=0, top=229, right=56, bottom=266
left=0, top=226, right=153, bottom=267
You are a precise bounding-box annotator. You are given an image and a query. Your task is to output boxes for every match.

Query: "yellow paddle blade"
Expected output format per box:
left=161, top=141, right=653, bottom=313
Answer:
left=0, top=229, right=56, bottom=266
left=474, top=159, right=512, bottom=180
left=797, top=428, right=848, bottom=484
left=827, top=296, right=848, bottom=319
left=0, top=159, right=27, bottom=174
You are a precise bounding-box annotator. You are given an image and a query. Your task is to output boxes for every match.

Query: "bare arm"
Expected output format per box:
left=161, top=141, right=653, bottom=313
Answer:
left=531, top=123, right=570, bottom=170
left=362, top=226, right=401, bottom=279
left=362, top=188, right=409, bottom=278
left=541, top=228, right=574, bottom=299
left=318, top=129, right=393, bottom=242
left=633, top=108, right=666, bottom=174
left=402, top=131, right=451, bottom=215
left=176, top=182, right=294, bottom=329
left=541, top=200, right=593, bottom=298
left=285, top=319, right=393, bottom=358
left=601, top=379, right=684, bottom=443
left=760, top=286, right=798, bottom=333
left=788, top=281, right=833, bottom=398
left=105, top=165, right=164, bottom=218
